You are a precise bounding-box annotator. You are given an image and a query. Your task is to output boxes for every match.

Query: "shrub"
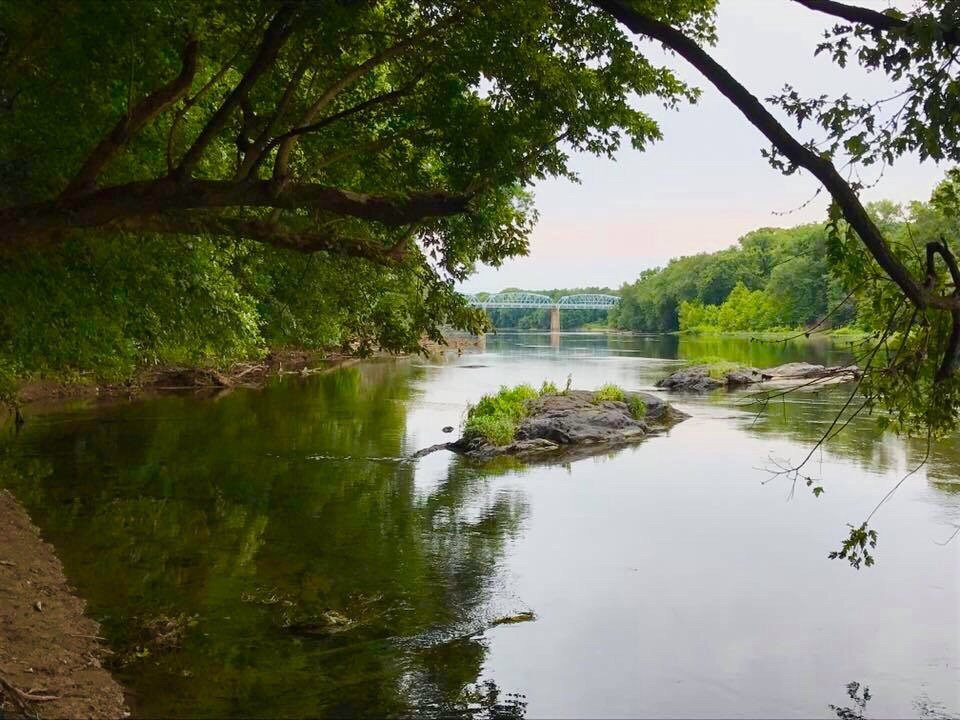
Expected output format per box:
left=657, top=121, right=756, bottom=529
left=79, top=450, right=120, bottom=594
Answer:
left=463, top=414, right=517, bottom=446
left=626, top=395, right=647, bottom=419
left=464, top=384, right=539, bottom=445
left=539, top=380, right=559, bottom=396
left=593, top=383, right=625, bottom=402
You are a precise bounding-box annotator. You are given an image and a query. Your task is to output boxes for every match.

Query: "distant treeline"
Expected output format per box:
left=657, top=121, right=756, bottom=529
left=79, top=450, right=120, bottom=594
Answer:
left=474, top=287, right=617, bottom=330
left=476, top=198, right=954, bottom=336
left=610, top=199, right=947, bottom=334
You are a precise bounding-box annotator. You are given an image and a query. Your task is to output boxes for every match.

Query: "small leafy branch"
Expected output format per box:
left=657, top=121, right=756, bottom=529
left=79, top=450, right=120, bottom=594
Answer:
left=828, top=523, right=878, bottom=570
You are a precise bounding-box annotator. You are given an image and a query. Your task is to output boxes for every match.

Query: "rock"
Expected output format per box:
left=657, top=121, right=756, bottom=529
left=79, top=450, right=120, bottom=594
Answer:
left=441, top=426, right=454, bottom=433
left=656, top=365, right=760, bottom=391
left=491, top=611, right=536, bottom=626
left=410, top=442, right=453, bottom=459
left=448, top=390, right=687, bottom=461
left=657, top=362, right=860, bottom=392
left=285, top=610, right=355, bottom=637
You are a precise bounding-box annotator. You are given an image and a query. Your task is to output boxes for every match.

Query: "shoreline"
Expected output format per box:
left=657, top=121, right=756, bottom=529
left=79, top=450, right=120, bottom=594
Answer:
left=0, top=490, right=128, bottom=718
left=8, top=336, right=483, bottom=414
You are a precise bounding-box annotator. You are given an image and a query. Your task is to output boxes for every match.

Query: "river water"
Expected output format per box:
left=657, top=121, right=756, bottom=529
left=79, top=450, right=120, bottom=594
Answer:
left=1, top=333, right=957, bottom=718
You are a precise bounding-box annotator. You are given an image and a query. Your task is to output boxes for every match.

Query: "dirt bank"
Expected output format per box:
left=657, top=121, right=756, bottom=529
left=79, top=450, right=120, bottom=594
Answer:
left=0, top=490, right=128, bottom=719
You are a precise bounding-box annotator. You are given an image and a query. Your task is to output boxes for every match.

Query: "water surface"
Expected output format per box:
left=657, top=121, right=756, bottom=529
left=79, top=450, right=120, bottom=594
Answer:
left=2, top=333, right=958, bottom=718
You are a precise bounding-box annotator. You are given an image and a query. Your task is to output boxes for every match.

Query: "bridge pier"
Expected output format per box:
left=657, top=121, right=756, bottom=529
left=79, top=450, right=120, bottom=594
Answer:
left=549, top=307, right=561, bottom=332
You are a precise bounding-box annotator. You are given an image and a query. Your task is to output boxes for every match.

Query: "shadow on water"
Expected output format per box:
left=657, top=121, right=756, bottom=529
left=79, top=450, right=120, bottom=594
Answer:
left=0, top=363, right=532, bottom=718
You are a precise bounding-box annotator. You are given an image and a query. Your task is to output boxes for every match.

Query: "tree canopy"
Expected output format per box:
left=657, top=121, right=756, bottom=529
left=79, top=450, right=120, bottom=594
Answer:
left=0, top=0, right=710, bottom=372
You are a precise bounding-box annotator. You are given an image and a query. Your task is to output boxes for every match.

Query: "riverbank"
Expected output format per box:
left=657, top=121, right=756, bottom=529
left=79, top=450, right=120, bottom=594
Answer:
left=0, top=490, right=128, bottom=718
left=9, top=336, right=483, bottom=412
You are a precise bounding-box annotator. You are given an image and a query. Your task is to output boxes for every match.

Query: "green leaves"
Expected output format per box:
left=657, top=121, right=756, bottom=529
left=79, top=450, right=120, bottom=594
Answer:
left=0, top=0, right=718, bottom=380
left=769, top=1, right=960, bottom=168
left=828, top=522, right=878, bottom=569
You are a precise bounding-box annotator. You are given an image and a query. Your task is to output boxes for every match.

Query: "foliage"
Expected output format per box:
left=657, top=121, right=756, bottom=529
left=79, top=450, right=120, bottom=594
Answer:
left=626, top=394, right=646, bottom=419
left=539, top=380, right=560, bottom=396
left=464, top=384, right=539, bottom=445
left=826, top=174, right=960, bottom=438
left=593, top=383, right=625, bottom=402
left=769, top=2, right=960, bottom=169
left=828, top=523, right=878, bottom=570
left=679, top=283, right=789, bottom=333
left=0, top=0, right=716, bottom=382
left=612, top=222, right=841, bottom=333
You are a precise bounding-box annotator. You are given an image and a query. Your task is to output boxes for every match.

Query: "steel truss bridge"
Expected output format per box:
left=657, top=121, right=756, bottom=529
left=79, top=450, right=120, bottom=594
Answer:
left=464, top=292, right=620, bottom=310
left=464, top=292, right=620, bottom=330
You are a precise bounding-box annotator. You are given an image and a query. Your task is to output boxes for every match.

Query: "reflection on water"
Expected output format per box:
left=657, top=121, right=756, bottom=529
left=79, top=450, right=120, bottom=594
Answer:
left=1, top=333, right=958, bottom=718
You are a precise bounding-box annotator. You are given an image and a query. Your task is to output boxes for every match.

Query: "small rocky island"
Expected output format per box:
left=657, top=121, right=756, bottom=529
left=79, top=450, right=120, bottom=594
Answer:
left=416, top=384, right=688, bottom=461
left=657, top=361, right=860, bottom=392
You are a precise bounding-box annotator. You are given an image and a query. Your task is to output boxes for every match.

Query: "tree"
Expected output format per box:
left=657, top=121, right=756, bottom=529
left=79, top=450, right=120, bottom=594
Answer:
left=0, top=0, right=712, bottom=368
left=593, top=0, right=960, bottom=437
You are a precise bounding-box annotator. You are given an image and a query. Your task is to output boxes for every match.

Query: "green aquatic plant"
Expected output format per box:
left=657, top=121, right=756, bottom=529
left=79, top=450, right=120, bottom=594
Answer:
left=464, top=384, right=539, bottom=445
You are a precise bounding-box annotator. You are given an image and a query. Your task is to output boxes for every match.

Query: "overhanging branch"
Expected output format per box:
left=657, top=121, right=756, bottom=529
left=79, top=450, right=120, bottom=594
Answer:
left=175, top=4, right=297, bottom=180
left=790, top=0, right=908, bottom=31
left=790, top=0, right=960, bottom=46
left=62, top=39, right=199, bottom=198
left=593, top=0, right=930, bottom=310
left=0, top=178, right=472, bottom=244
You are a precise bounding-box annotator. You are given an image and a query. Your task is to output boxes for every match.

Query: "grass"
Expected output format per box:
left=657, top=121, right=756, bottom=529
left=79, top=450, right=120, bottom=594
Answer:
left=464, top=383, right=540, bottom=445
left=626, top=395, right=647, bottom=419
left=593, top=383, right=625, bottom=402
left=681, top=356, right=747, bottom=379
left=539, top=380, right=559, bottom=396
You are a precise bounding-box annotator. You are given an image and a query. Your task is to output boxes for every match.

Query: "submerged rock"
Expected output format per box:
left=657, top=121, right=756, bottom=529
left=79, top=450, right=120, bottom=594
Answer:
left=284, top=610, right=355, bottom=637
left=657, top=361, right=860, bottom=392
left=448, top=390, right=687, bottom=461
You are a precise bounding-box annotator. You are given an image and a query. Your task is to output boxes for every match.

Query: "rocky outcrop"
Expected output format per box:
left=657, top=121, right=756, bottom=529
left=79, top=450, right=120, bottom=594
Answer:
left=448, top=390, right=687, bottom=460
left=657, top=362, right=860, bottom=392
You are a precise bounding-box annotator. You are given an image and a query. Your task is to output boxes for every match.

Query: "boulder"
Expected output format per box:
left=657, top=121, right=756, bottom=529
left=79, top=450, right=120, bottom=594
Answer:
left=657, top=362, right=860, bottom=392
left=448, top=390, right=687, bottom=461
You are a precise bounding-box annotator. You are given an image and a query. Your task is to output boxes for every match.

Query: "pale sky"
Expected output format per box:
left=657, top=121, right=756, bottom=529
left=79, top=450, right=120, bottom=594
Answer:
left=460, top=0, right=944, bottom=293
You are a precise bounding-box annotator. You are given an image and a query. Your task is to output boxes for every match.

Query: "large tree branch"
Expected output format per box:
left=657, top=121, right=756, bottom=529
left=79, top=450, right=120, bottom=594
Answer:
left=113, top=213, right=404, bottom=266
left=790, top=0, right=960, bottom=46
left=62, top=39, right=199, bottom=198
left=593, top=0, right=938, bottom=312
left=791, top=0, right=908, bottom=31
left=272, top=12, right=460, bottom=180
left=0, top=178, right=472, bottom=244
left=926, top=239, right=960, bottom=379
left=175, top=5, right=297, bottom=181
left=235, top=54, right=311, bottom=178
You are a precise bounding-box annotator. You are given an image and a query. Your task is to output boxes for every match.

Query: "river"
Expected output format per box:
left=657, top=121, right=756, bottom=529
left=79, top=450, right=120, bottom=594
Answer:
left=1, top=333, right=957, bottom=718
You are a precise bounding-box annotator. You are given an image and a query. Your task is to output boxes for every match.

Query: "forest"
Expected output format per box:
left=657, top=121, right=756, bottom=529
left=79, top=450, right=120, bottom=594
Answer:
left=611, top=177, right=960, bottom=336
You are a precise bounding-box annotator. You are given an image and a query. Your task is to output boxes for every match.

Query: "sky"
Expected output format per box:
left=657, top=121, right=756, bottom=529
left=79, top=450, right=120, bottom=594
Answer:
left=460, top=0, right=945, bottom=294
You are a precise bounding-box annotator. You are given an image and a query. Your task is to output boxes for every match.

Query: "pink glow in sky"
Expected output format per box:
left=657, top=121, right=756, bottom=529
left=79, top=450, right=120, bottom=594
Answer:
left=460, top=0, right=945, bottom=293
